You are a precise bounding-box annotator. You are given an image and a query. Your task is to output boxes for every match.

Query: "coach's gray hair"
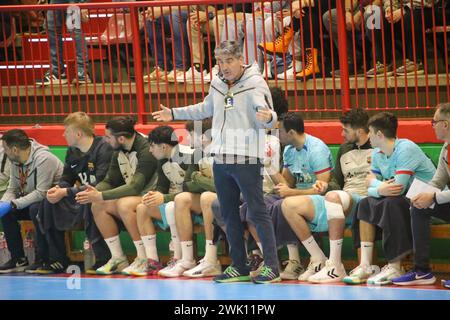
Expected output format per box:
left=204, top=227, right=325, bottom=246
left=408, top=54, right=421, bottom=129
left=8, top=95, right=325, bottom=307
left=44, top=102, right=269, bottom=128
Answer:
left=437, top=102, right=450, bottom=119
left=214, top=40, right=243, bottom=59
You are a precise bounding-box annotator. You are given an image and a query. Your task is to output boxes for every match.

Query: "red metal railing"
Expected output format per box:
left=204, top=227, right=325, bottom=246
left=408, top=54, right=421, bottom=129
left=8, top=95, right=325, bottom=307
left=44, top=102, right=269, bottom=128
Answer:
left=0, top=0, right=449, bottom=124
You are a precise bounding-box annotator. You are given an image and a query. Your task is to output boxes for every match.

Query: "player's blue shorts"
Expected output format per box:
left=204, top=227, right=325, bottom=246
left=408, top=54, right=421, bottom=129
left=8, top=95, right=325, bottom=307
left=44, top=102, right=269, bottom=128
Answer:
left=153, top=203, right=204, bottom=230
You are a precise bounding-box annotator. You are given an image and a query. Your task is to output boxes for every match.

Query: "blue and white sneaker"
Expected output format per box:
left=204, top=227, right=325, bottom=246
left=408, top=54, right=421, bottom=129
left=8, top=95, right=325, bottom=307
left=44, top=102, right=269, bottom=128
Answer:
left=443, top=279, right=450, bottom=289
left=392, top=270, right=436, bottom=286
left=252, top=265, right=281, bottom=284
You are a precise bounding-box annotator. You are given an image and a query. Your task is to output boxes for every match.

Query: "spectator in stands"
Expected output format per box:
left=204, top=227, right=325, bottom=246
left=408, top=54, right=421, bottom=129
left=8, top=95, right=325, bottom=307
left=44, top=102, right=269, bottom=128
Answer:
left=185, top=5, right=232, bottom=83
left=74, top=116, right=158, bottom=275
left=0, top=129, right=63, bottom=273
left=130, top=126, right=195, bottom=276
left=152, top=40, right=279, bottom=284
left=392, top=102, right=450, bottom=288
left=259, top=0, right=332, bottom=80
left=24, top=112, right=113, bottom=274
left=368, top=0, right=443, bottom=77
left=281, top=108, right=372, bottom=283
left=343, top=112, right=436, bottom=285
left=222, top=1, right=291, bottom=70
left=36, top=0, right=91, bottom=86
left=255, top=112, right=334, bottom=281
left=143, top=2, right=191, bottom=83
left=323, top=0, right=381, bottom=77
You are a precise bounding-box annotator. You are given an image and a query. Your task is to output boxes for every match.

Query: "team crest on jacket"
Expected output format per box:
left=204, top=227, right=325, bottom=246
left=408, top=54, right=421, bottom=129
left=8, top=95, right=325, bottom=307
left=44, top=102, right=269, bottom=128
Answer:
left=367, top=156, right=371, bottom=164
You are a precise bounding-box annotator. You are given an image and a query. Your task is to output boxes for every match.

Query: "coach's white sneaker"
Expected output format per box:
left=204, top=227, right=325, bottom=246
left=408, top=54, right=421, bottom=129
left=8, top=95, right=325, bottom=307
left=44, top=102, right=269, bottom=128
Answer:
left=308, top=260, right=347, bottom=283
left=183, top=259, right=222, bottom=278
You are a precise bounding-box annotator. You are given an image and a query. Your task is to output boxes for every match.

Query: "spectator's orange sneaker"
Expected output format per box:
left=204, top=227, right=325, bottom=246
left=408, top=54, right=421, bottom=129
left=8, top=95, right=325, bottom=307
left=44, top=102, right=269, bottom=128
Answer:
left=258, top=26, right=293, bottom=56
left=296, top=48, right=320, bottom=80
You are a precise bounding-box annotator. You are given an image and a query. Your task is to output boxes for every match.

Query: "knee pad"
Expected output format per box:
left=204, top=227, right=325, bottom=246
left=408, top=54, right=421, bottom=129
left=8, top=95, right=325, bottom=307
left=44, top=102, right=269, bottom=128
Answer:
left=165, top=201, right=175, bottom=226
left=331, top=190, right=352, bottom=212
left=325, top=200, right=345, bottom=221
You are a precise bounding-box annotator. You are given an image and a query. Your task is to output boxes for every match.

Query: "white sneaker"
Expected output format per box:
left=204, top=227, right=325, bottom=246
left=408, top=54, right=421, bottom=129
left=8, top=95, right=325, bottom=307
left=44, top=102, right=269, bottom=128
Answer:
left=298, top=259, right=325, bottom=281
left=121, top=257, right=147, bottom=276
left=166, top=69, right=186, bottom=83
left=367, top=264, right=405, bottom=286
left=184, top=67, right=210, bottom=83
left=143, top=66, right=164, bottom=82
left=158, top=259, right=196, bottom=278
left=280, top=260, right=304, bottom=280
left=158, top=257, right=178, bottom=276
left=275, top=60, right=302, bottom=80
left=342, top=264, right=381, bottom=285
left=308, top=260, right=347, bottom=283
left=96, top=256, right=129, bottom=275
left=183, top=259, right=222, bottom=278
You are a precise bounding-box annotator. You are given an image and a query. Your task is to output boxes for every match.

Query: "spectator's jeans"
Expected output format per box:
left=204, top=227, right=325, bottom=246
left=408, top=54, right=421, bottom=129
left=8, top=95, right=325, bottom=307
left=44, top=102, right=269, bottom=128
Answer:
left=47, top=0, right=89, bottom=76
left=220, top=13, right=263, bottom=66
left=322, top=8, right=372, bottom=65
left=147, top=10, right=190, bottom=70
left=213, top=162, right=279, bottom=273
left=1, top=202, right=42, bottom=261
left=411, top=203, right=450, bottom=272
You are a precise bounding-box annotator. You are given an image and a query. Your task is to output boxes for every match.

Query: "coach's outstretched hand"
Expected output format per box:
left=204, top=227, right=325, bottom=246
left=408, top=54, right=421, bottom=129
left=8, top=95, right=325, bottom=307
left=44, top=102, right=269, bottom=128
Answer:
left=152, top=105, right=173, bottom=122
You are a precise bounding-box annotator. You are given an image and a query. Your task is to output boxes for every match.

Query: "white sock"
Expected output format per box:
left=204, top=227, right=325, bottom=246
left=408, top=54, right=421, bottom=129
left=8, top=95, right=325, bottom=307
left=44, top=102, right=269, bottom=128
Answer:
left=257, top=242, right=263, bottom=255
left=204, top=240, right=217, bottom=264
left=181, top=240, right=194, bottom=262
left=133, top=240, right=147, bottom=259
left=301, top=236, right=326, bottom=262
left=287, top=244, right=300, bottom=263
left=329, top=239, right=343, bottom=265
left=388, top=260, right=401, bottom=270
left=360, top=241, right=374, bottom=266
left=105, top=235, right=124, bottom=259
left=166, top=202, right=181, bottom=260
left=141, top=234, right=159, bottom=261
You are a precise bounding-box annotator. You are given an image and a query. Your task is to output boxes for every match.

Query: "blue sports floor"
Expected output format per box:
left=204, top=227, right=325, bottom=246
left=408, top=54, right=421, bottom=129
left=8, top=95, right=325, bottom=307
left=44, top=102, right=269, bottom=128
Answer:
left=0, top=274, right=449, bottom=300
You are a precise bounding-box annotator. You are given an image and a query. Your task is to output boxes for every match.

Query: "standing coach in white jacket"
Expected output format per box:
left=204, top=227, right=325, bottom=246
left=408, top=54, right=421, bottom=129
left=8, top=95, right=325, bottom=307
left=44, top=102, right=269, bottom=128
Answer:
left=153, top=40, right=281, bottom=284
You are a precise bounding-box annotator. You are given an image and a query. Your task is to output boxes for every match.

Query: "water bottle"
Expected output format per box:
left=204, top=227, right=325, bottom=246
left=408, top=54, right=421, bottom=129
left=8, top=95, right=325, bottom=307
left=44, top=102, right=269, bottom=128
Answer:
left=83, top=239, right=95, bottom=272
left=23, top=229, right=35, bottom=265
left=0, top=232, right=11, bottom=265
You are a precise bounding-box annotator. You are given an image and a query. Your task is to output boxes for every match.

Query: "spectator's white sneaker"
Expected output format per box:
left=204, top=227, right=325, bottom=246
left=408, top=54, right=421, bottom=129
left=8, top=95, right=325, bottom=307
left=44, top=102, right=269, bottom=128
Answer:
left=280, top=260, right=304, bottom=280
left=298, top=259, right=325, bottom=281
left=183, top=259, right=222, bottom=278
left=184, top=67, right=210, bottom=83
left=275, top=60, right=302, bottom=80
left=367, top=264, right=405, bottom=286
left=343, top=264, right=380, bottom=285
left=158, top=259, right=196, bottom=278
left=166, top=69, right=186, bottom=83
left=308, top=260, right=347, bottom=283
